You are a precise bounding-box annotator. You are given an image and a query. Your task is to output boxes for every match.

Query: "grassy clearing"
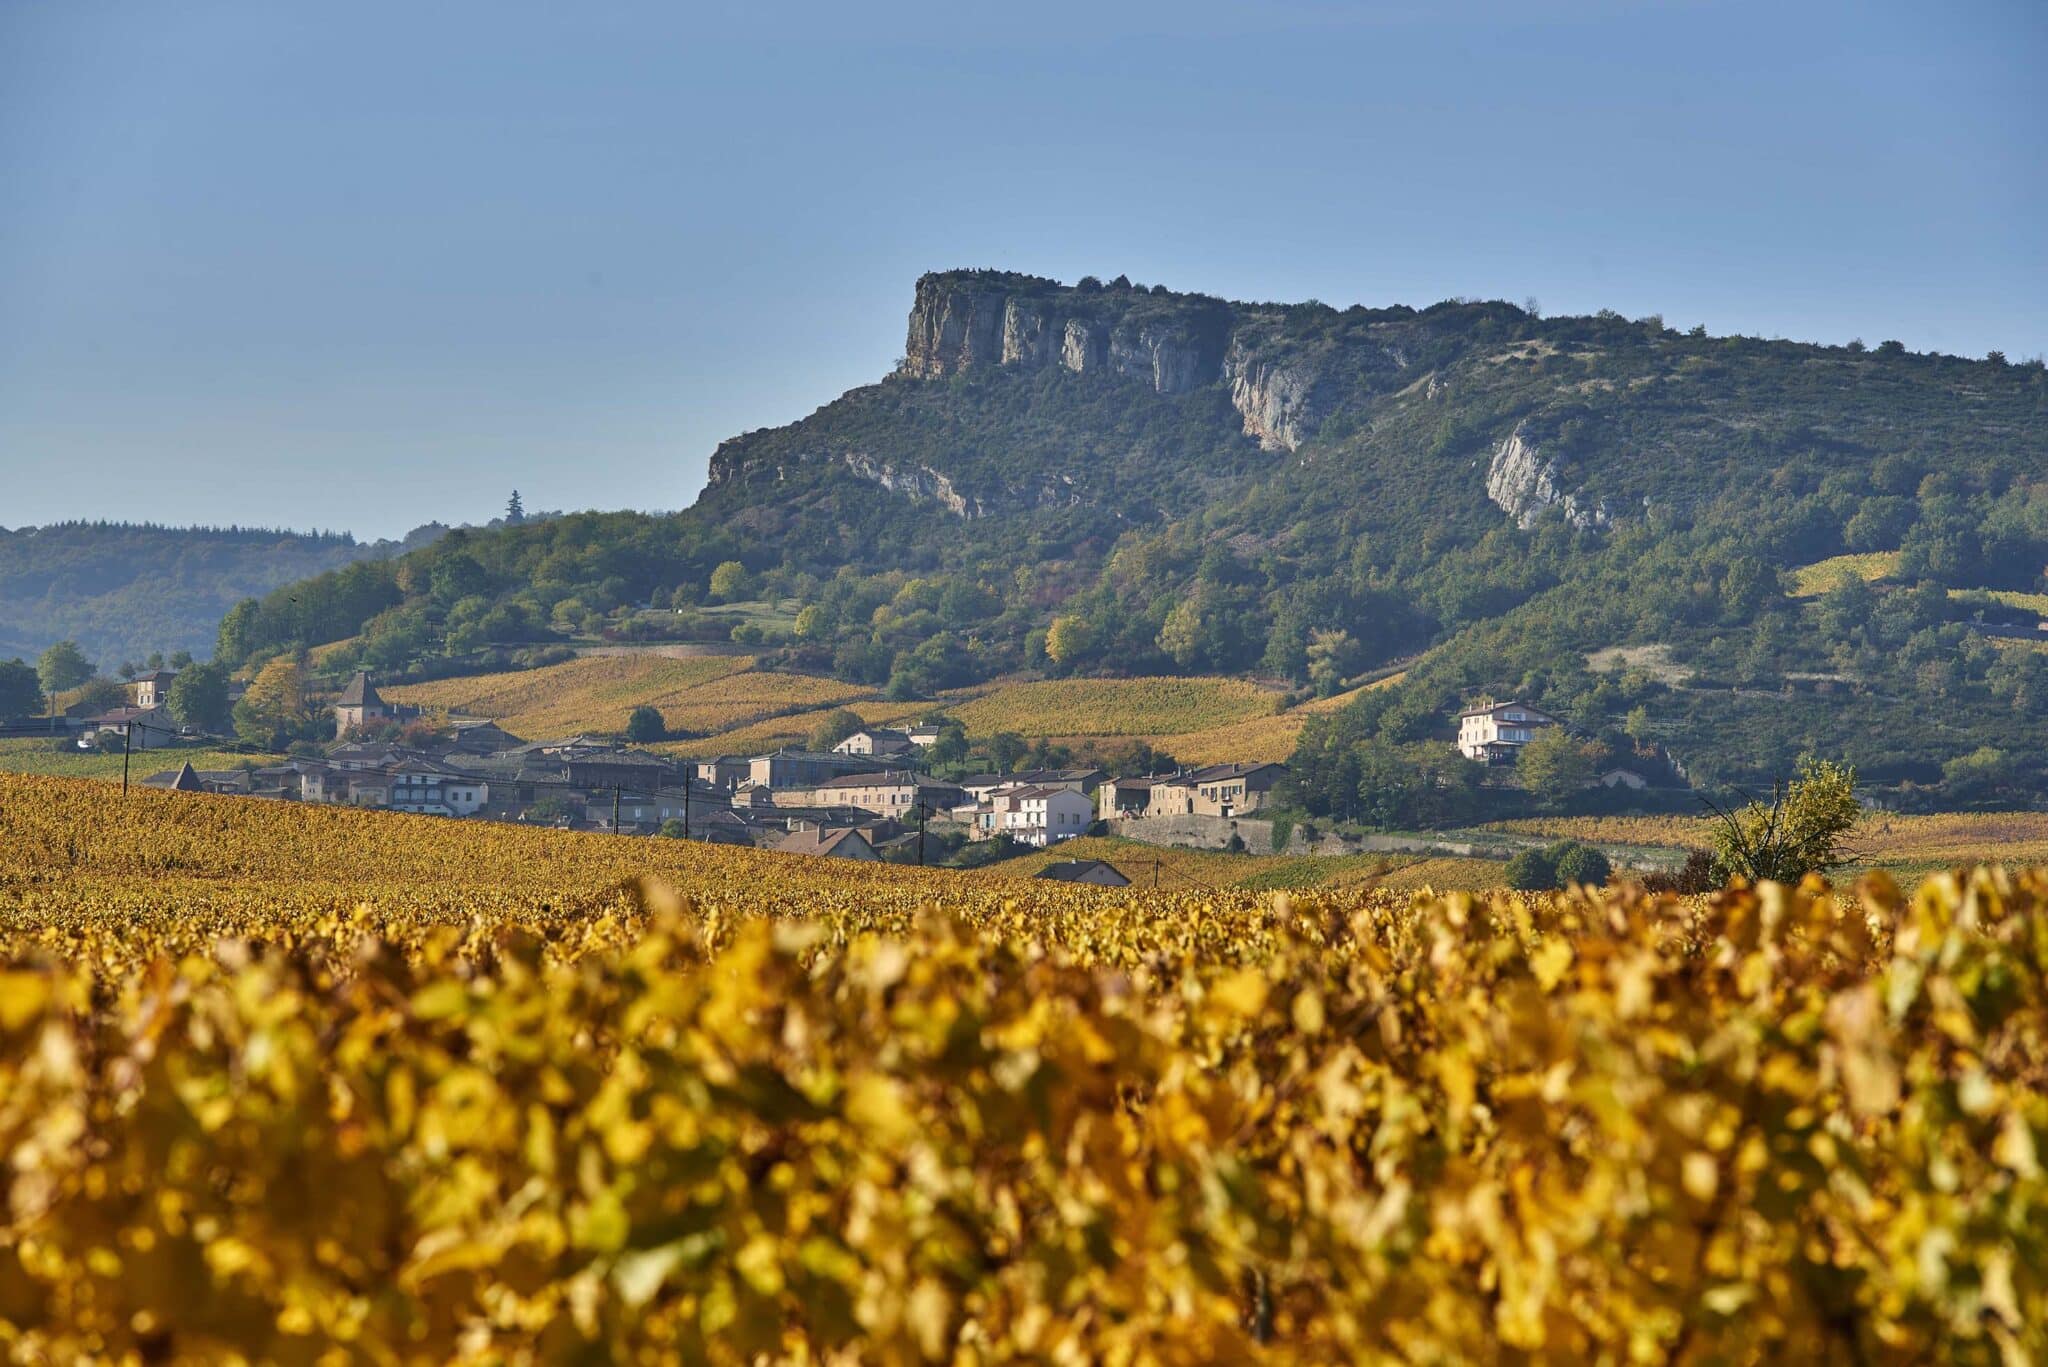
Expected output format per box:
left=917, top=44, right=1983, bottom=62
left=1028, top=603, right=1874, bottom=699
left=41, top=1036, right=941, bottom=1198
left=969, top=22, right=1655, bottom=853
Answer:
left=1951, top=587, right=2048, bottom=616
left=0, top=738, right=284, bottom=782
left=1493, top=811, right=2048, bottom=872
left=967, top=834, right=1508, bottom=891
left=1584, top=644, right=1693, bottom=686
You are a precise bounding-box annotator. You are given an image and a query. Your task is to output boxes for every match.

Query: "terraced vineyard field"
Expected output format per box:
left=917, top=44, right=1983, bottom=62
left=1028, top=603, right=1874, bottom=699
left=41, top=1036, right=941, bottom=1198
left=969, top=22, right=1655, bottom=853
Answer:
left=1787, top=551, right=1902, bottom=597
left=2, top=772, right=2042, bottom=1360
left=1065, top=674, right=1409, bottom=765
left=659, top=697, right=956, bottom=759
left=383, top=654, right=871, bottom=739
left=950, top=675, right=1283, bottom=739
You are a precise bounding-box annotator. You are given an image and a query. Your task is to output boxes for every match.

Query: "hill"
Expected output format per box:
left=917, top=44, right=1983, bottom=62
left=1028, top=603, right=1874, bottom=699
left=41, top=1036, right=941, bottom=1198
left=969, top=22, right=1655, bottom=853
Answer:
left=0, top=521, right=448, bottom=670
left=215, top=270, right=2048, bottom=809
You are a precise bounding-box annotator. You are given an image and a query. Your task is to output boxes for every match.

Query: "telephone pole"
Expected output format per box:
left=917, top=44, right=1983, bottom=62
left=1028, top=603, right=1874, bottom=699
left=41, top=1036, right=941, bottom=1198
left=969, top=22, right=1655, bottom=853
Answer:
left=682, top=774, right=690, bottom=839
left=917, top=797, right=928, bottom=866
left=121, top=722, right=133, bottom=797
left=613, top=784, right=621, bottom=833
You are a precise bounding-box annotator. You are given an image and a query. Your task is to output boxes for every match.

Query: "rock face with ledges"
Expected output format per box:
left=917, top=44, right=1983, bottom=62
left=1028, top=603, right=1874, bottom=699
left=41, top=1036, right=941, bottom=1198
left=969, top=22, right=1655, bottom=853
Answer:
left=1485, top=424, right=1611, bottom=530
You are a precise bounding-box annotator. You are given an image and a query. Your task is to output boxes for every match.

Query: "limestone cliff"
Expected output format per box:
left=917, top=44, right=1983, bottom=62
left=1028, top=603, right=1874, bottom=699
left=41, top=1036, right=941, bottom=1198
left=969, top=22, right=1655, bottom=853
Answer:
left=1222, top=337, right=1326, bottom=452
left=1484, top=424, right=1611, bottom=530
left=899, top=271, right=1304, bottom=439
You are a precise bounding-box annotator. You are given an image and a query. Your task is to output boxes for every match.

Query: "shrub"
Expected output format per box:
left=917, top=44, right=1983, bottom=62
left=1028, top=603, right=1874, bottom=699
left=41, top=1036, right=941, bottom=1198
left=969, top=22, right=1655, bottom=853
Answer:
left=1505, top=847, right=1559, bottom=890
left=1551, top=841, right=1613, bottom=887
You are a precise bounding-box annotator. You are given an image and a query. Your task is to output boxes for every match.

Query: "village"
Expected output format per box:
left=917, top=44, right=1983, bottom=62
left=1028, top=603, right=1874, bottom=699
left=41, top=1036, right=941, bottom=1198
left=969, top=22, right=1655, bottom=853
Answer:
left=47, top=665, right=1630, bottom=876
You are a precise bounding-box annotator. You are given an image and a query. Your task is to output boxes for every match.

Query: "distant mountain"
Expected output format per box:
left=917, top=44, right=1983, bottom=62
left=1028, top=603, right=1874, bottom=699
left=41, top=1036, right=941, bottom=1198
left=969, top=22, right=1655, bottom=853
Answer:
left=222, top=269, right=2048, bottom=807
left=0, top=522, right=449, bottom=669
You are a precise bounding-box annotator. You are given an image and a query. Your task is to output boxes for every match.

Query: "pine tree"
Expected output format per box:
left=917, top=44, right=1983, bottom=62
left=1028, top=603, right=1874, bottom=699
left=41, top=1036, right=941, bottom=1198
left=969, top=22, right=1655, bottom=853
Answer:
left=506, top=490, right=525, bottom=525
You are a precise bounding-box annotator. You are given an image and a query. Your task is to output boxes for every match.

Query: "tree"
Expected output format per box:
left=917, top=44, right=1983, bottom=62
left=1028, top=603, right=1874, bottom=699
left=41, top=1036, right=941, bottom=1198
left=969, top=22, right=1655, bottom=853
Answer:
left=1044, top=615, right=1094, bottom=667
left=625, top=705, right=666, bottom=744
left=807, top=707, right=865, bottom=752
left=659, top=818, right=689, bottom=839
left=791, top=605, right=827, bottom=640
left=525, top=795, right=574, bottom=824
left=0, top=659, right=43, bottom=719
left=429, top=554, right=490, bottom=606
left=1705, top=755, right=1862, bottom=883
left=233, top=656, right=310, bottom=748
left=1516, top=726, right=1597, bottom=805
left=708, top=560, right=751, bottom=603
left=1305, top=629, right=1358, bottom=698
left=71, top=678, right=127, bottom=715
left=37, top=640, right=93, bottom=699
left=1623, top=705, right=1654, bottom=751
left=506, top=490, right=526, bottom=524
left=990, top=732, right=1027, bottom=772
left=169, top=649, right=194, bottom=669
left=166, top=662, right=232, bottom=733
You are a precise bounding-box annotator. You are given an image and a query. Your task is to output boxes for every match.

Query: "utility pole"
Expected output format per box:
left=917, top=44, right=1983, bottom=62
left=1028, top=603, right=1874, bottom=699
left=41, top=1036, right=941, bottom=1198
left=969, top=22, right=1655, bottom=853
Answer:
left=1153, top=855, right=1160, bottom=889
left=682, top=773, right=690, bottom=839
left=121, top=722, right=133, bottom=797
left=613, top=784, right=621, bottom=834
left=917, top=797, right=927, bottom=867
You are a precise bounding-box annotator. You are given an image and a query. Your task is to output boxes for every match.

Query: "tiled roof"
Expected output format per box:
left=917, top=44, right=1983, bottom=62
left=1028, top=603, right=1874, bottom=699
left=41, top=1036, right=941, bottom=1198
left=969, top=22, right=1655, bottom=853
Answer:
left=335, top=672, right=382, bottom=707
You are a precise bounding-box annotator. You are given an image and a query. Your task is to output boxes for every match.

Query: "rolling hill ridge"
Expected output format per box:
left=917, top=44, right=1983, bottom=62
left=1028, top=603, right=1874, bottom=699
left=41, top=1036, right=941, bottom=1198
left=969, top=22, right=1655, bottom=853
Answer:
left=211, top=269, right=2048, bottom=808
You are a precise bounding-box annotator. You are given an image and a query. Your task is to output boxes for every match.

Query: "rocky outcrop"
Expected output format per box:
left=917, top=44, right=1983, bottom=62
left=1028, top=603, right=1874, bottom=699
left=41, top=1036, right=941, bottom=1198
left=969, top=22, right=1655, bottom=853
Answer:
left=1484, top=425, right=1611, bottom=530
left=1108, top=317, right=1226, bottom=394
left=900, top=272, right=1227, bottom=395
left=1001, top=298, right=1058, bottom=367
left=1222, top=338, right=1325, bottom=451
left=902, top=280, right=1009, bottom=378
left=1062, top=318, right=1107, bottom=373
left=838, top=453, right=988, bottom=519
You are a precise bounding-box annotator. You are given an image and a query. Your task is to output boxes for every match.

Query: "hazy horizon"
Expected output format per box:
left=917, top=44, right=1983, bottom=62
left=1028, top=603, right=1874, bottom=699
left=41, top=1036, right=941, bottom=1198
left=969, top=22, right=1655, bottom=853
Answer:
left=5, top=0, right=2043, bottom=540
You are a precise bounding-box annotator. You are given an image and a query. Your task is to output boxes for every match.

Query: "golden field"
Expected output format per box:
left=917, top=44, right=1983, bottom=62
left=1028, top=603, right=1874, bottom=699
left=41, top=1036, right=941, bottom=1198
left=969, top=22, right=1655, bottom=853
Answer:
left=1787, top=551, right=1902, bottom=597
left=2, top=772, right=2043, bottom=1361
left=383, top=655, right=869, bottom=740
left=1074, top=674, right=1409, bottom=765
left=949, top=675, right=1283, bottom=739
left=1493, top=811, right=2048, bottom=870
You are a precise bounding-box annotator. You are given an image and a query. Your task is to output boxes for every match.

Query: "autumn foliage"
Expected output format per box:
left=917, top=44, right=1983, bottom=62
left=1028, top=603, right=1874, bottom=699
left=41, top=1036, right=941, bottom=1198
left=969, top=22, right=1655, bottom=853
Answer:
left=0, top=775, right=2044, bottom=1360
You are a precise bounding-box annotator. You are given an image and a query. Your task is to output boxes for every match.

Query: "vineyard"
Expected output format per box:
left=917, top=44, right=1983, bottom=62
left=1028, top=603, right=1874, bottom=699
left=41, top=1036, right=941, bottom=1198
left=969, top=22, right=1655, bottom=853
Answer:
left=2, top=773, right=2044, bottom=1360
left=1787, top=551, right=1903, bottom=597
left=949, top=675, right=1283, bottom=740
left=382, top=655, right=870, bottom=740
left=1060, top=675, right=1408, bottom=766
left=1492, top=812, right=2048, bottom=872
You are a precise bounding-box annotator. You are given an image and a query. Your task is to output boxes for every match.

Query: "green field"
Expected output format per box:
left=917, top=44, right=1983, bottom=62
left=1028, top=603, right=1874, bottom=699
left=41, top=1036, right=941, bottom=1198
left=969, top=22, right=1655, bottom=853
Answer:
left=0, top=737, right=284, bottom=782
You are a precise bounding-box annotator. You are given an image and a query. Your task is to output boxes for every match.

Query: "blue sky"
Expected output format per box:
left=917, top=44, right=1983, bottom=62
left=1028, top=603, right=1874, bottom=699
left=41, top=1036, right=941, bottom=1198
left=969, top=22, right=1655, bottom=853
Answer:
left=2, top=0, right=2042, bottom=539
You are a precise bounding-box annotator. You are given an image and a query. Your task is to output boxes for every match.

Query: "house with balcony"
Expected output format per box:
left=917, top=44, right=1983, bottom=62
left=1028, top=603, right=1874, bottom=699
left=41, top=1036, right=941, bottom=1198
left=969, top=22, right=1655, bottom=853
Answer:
left=1456, top=700, right=1560, bottom=763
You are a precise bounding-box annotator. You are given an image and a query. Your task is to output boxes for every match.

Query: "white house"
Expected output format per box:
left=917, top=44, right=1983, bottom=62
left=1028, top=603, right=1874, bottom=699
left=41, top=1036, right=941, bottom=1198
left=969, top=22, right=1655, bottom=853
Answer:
left=386, top=762, right=489, bottom=816
left=996, top=784, right=1094, bottom=847
left=831, top=728, right=914, bottom=758
left=1456, top=700, right=1560, bottom=763
left=85, top=704, right=179, bottom=750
